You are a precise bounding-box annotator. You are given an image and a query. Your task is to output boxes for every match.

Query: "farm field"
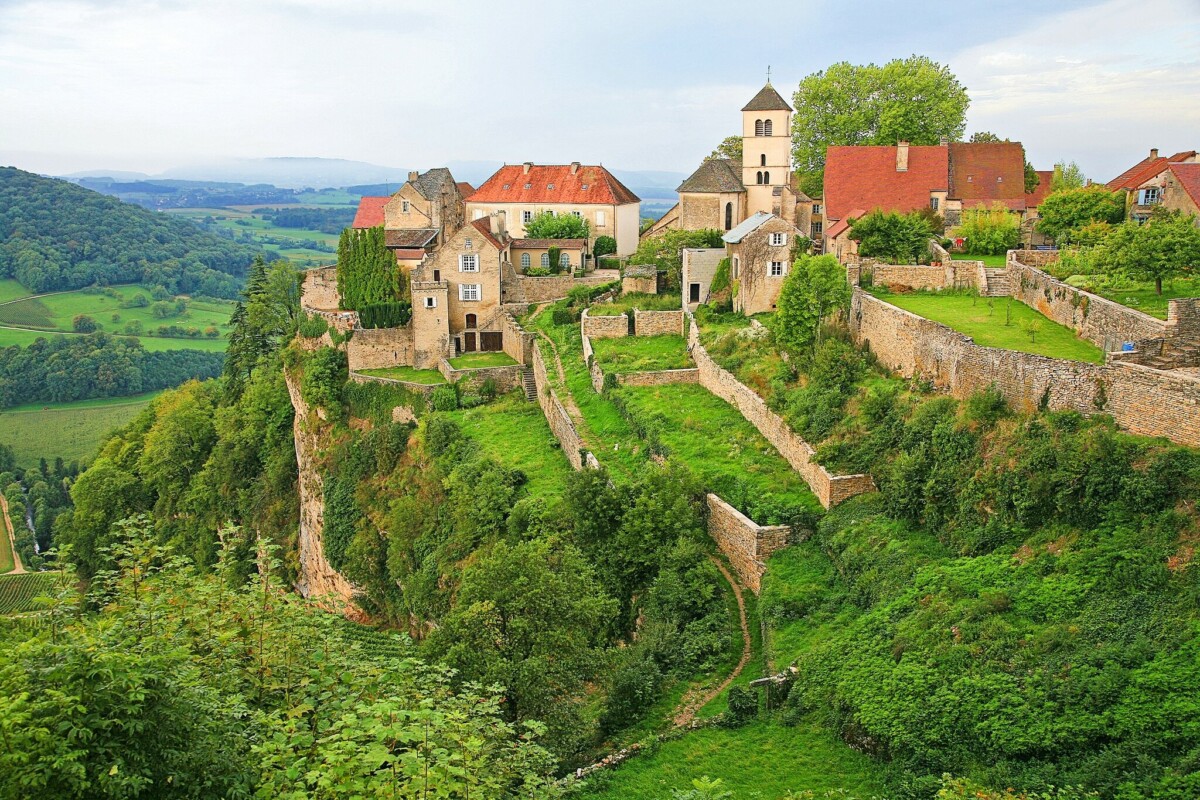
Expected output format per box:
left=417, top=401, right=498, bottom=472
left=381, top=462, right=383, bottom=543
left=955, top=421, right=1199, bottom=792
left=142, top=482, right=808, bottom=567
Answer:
left=0, top=391, right=162, bottom=466
left=591, top=334, right=692, bottom=373
left=871, top=289, right=1106, bottom=364
left=165, top=207, right=340, bottom=266
left=0, top=326, right=227, bottom=352
left=0, top=572, right=57, bottom=614
left=0, top=284, right=232, bottom=333
left=0, top=514, right=12, bottom=573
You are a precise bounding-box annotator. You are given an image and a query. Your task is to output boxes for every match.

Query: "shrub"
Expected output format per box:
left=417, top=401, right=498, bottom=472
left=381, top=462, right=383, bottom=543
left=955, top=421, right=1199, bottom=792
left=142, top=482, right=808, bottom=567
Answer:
left=358, top=301, right=412, bottom=329
left=72, top=314, right=97, bottom=333
left=298, top=313, right=329, bottom=338
left=430, top=385, right=459, bottom=411
left=724, top=685, right=758, bottom=727
left=300, top=346, right=347, bottom=414
left=848, top=209, right=934, bottom=263
left=424, top=416, right=462, bottom=457
left=954, top=203, right=1021, bottom=255
left=567, top=285, right=593, bottom=308
left=551, top=308, right=579, bottom=326
left=593, top=235, right=617, bottom=258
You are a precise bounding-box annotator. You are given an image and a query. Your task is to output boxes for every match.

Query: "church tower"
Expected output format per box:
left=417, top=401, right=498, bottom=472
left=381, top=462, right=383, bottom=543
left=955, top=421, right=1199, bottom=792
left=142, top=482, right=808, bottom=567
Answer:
left=741, top=83, right=793, bottom=217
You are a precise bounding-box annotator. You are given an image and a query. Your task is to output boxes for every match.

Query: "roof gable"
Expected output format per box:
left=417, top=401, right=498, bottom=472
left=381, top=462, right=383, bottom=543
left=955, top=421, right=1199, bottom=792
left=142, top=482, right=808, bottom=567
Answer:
left=824, top=145, right=948, bottom=223
left=411, top=167, right=457, bottom=201
left=742, top=84, right=792, bottom=112
left=1107, top=157, right=1169, bottom=191
left=351, top=196, right=389, bottom=228
left=948, top=142, right=1027, bottom=207
left=469, top=218, right=506, bottom=250
left=1169, top=163, right=1200, bottom=208
left=678, top=158, right=745, bottom=194
left=468, top=164, right=639, bottom=205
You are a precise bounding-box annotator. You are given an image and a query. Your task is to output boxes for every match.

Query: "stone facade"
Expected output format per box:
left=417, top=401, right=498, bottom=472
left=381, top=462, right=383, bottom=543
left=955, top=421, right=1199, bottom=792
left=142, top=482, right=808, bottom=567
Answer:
left=617, top=369, right=700, bottom=387
left=418, top=216, right=507, bottom=342
left=687, top=316, right=877, bottom=508
left=437, top=361, right=525, bottom=393
left=706, top=493, right=795, bottom=594
left=728, top=215, right=801, bottom=315
left=301, top=266, right=341, bottom=311
left=633, top=309, right=684, bottom=337
left=346, top=326, right=415, bottom=370
left=581, top=309, right=629, bottom=339
left=507, top=270, right=621, bottom=304
left=622, top=265, right=658, bottom=296
left=532, top=342, right=593, bottom=470
left=682, top=248, right=725, bottom=310
left=410, top=281, right=451, bottom=368
left=850, top=289, right=1200, bottom=448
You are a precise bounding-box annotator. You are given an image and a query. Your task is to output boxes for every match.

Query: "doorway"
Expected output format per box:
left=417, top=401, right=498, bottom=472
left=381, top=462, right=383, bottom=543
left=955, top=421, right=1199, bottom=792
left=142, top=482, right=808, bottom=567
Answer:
left=689, top=283, right=701, bottom=303
left=463, top=332, right=476, bottom=352
left=465, top=313, right=477, bottom=329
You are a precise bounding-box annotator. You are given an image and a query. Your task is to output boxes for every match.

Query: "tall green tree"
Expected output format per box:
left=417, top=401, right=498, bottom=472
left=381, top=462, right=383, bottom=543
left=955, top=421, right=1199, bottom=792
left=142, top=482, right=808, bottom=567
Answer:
left=775, top=253, right=852, bottom=351
left=224, top=256, right=300, bottom=400
left=1051, top=161, right=1088, bottom=191
left=1035, top=186, right=1126, bottom=243
left=708, top=135, right=743, bottom=162
left=791, top=56, right=970, bottom=196
left=1100, top=208, right=1200, bottom=294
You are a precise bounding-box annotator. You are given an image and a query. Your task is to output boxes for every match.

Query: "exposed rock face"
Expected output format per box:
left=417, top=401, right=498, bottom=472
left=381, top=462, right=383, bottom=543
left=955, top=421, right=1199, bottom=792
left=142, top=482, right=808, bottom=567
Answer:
left=284, top=368, right=358, bottom=609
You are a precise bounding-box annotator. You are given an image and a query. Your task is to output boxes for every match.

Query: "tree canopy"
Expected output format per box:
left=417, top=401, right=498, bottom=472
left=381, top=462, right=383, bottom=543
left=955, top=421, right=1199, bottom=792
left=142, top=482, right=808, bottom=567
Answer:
left=791, top=56, right=970, bottom=196
left=847, top=209, right=935, bottom=264
left=707, top=135, right=743, bottom=163
left=775, top=253, right=852, bottom=351
left=523, top=211, right=591, bottom=240
left=1099, top=208, right=1200, bottom=294
left=335, top=226, right=404, bottom=310
left=1035, top=186, right=1126, bottom=243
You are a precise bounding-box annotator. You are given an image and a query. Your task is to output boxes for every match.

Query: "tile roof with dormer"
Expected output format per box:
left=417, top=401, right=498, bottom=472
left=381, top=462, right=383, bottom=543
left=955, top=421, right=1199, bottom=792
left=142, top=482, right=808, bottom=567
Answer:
left=741, top=83, right=793, bottom=112
left=949, top=142, right=1028, bottom=210
left=468, top=164, right=640, bottom=205
left=824, top=145, right=949, bottom=225
left=678, top=158, right=745, bottom=194
left=351, top=196, right=390, bottom=228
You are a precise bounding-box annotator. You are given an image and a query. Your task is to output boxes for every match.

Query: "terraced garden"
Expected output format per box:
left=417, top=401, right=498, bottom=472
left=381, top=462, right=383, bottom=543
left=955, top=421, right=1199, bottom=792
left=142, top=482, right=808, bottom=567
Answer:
left=590, top=334, right=692, bottom=373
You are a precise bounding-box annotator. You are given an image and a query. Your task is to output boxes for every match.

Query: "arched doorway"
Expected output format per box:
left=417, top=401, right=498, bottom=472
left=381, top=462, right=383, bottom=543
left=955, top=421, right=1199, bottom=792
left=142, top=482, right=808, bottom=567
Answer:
left=465, top=313, right=477, bottom=328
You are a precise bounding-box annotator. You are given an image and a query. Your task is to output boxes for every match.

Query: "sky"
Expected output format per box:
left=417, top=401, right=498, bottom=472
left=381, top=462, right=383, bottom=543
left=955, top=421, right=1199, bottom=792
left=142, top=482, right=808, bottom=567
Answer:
left=1, top=0, right=1198, bottom=184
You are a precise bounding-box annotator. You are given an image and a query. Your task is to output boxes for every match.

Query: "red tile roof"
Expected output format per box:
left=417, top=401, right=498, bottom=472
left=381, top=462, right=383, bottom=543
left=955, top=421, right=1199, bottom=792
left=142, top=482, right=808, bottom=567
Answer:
left=470, top=218, right=506, bottom=250
left=1107, top=157, right=1170, bottom=191
left=949, top=142, right=1027, bottom=208
left=456, top=182, right=474, bottom=196
left=826, top=209, right=865, bottom=239
left=1025, top=170, right=1055, bottom=208
left=351, top=196, right=389, bottom=228
left=468, top=164, right=640, bottom=205
left=393, top=248, right=426, bottom=260
left=1168, top=163, right=1200, bottom=208
left=824, top=145, right=948, bottom=224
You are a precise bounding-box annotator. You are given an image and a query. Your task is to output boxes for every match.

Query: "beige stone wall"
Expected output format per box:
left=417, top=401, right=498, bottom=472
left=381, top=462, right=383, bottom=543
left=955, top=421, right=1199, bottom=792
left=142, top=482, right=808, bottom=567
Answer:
left=346, top=326, right=415, bottom=370
left=532, top=342, right=591, bottom=470
left=706, top=494, right=795, bottom=594
left=633, top=309, right=684, bottom=336
left=580, top=328, right=606, bottom=394
left=500, top=313, right=534, bottom=365
left=1007, top=254, right=1166, bottom=348
left=623, top=275, right=657, bottom=295
left=347, top=371, right=438, bottom=399
left=422, top=223, right=504, bottom=336
left=688, top=316, right=876, bottom=508
left=512, top=271, right=620, bottom=304
left=617, top=369, right=700, bottom=387
left=581, top=309, right=629, bottom=339
left=439, top=362, right=525, bottom=394
left=865, top=265, right=954, bottom=291
left=301, top=266, right=341, bottom=311
left=731, top=216, right=798, bottom=315
left=850, top=289, right=1200, bottom=448
left=411, top=282, right=450, bottom=369
left=682, top=248, right=725, bottom=310
left=512, top=246, right=582, bottom=272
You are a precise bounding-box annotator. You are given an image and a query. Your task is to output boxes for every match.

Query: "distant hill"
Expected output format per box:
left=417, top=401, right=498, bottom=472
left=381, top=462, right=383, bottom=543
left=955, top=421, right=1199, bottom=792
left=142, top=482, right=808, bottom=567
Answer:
left=0, top=167, right=261, bottom=297
left=158, top=157, right=415, bottom=189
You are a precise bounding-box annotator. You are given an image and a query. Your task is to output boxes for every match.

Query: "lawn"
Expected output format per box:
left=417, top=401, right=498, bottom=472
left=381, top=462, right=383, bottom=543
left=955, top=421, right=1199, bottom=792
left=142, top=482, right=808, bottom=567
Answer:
left=588, top=292, right=682, bottom=316
left=1069, top=276, right=1200, bottom=321
left=590, top=334, right=692, bottom=373
left=0, top=280, right=31, bottom=305
left=872, top=290, right=1106, bottom=364
left=444, top=392, right=571, bottom=498
left=0, top=327, right=228, bottom=352
left=357, top=366, right=446, bottom=385
left=952, top=253, right=1007, bottom=267
left=448, top=351, right=518, bottom=369
left=577, top=720, right=889, bottom=799
left=0, top=391, right=161, bottom=466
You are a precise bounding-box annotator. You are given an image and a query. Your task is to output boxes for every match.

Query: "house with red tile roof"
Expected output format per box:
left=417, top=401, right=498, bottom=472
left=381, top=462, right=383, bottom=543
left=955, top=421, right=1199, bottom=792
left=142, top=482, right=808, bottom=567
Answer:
left=351, top=196, right=389, bottom=229
left=349, top=167, right=469, bottom=272
left=1108, top=148, right=1199, bottom=223
left=1160, top=162, right=1200, bottom=224
left=466, top=162, right=641, bottom=256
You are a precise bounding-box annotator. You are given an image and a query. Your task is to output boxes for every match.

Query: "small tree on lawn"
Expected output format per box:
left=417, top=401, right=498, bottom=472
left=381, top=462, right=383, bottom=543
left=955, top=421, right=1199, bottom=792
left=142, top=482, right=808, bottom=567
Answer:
left=1101, top=209, right=1200, bottom=295
left=524, top=211, right=590, bottom=240
left=1035, top=186, right=1125, bottom=244
left=775, top=253, right=852, bottom=352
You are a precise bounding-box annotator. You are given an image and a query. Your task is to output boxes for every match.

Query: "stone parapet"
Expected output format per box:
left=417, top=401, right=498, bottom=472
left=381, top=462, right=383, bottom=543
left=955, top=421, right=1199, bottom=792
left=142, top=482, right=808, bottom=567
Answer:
left=581, top=308, right=629, bottom=339
left=617, top=368, right=700, bottom=387
left=633, top=308, right=684, bottom=336
left=346, top=326, right=415, bottom=371
left=347, top=371, right=440, bottom=399
left=532, top=342, right=593, bottom=470
left=511, top=270, right=620, bottom=304
left=437, top=361, right=525, bottom=394
left=706, top=493, right=798, bottom=594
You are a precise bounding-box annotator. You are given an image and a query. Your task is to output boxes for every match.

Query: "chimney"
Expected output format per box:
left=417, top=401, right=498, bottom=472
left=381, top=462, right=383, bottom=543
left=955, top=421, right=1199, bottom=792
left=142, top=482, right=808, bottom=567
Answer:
left=896, top=141, right=910, bottom=172
left=490, top=211, right=506, bottom=237
left=1150, top=148, right=1159, bottom=160
left=939, top=136, right=949, bottom=146
left=523, top=162, right=533, bottom=174
left=408, top=171, right=419, bottom=182
left=570, top=161, right=580, bottom=175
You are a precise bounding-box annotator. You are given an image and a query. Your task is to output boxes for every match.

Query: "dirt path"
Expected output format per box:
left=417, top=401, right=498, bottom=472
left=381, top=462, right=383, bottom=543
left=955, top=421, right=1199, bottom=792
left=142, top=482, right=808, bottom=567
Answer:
left=0, top=494, right=26, bottom=575
left=671, top=555, right=751, bottom=727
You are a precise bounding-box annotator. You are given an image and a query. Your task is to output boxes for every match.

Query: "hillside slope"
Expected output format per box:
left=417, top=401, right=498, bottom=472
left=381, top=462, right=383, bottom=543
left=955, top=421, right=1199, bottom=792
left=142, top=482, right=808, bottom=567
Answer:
left=0, top=167, right=260, bottom=297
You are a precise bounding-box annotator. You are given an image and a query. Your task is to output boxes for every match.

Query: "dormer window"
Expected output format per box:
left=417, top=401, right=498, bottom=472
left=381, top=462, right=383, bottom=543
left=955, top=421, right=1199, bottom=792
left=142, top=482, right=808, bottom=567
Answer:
left=581, top=184, right=589, bottom=190
left=997, top=176, right=1003, bottom=183
left=524, top=183, right=532, bottom=189
left=503, top=183, right=510, bottom=190
left=967, top=175, right=974, bottom=182
left=547, top=184, right=555, bottom=190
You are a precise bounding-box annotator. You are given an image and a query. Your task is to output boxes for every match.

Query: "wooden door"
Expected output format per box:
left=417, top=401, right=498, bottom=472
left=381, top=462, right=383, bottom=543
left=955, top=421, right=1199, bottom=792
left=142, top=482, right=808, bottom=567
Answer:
left=480, top=332, right=502, bottom=352
left=464, top=332, right=476, bottom=352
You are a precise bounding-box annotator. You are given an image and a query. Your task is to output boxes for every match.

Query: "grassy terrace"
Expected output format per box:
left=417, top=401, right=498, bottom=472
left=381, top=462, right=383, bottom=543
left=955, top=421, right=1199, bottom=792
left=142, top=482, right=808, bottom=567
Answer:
left=444, top=392, right=571, bottom=498
left=0, top=391, right=162, bottom=466
left=448, top=351, right=518, bottom=369
left=1061, top=275, right=1200, bottom=321
left=870, top=289, right=1106, bottom=364
left=587, top=292, right=682, bottom=315
left=590, top=334, right=692, bottom=373
left=356, top=366, right=446, bottom=385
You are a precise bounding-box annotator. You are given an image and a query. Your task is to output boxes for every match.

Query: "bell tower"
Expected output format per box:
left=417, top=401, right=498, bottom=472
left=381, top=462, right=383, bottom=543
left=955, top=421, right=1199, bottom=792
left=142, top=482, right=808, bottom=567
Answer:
left=741, top=82, right=793, bottom=217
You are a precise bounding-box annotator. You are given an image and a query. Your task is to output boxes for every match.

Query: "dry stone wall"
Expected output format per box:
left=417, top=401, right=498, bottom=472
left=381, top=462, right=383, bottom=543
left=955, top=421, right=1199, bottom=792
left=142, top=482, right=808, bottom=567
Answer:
left=617, top=369, right=700, bottom=387
left=348, top=371, right=439, bottom=399
left=346, top=327, right=415, bottom=370
left=581, top=309, right=629, bottom=339
left=687, top=316, right=877, bottom=509
left=301, top=266, right=340, bottom=311
left=437, top=361, right=525, bottom=394
left=706, top=494, right=796, bottom=594
left=850, top=289, right=1200, bottom=447
left=633, top=309, right=684, bottom=336
left=500, top=313, right=534, bottom=365
left=512, top=270, right=620, bottom=304
left=532, top=342, right=592, bottom=470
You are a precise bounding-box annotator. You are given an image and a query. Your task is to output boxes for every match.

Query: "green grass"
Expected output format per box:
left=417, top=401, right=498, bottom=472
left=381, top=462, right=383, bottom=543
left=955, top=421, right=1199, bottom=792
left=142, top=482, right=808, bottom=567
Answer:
left=577, top=720, right=889, bottom=799
left=0, top=280, right=32, bottom=304
left=0, top=327, right=228, bottom=352
left=590, top=335, right=692, bottom=373
left=0, top=391, right=162, bottom=466
left=0, top=572, right=58, bottom=614
left=448, top=351, right=519, bottom=369
left=165, top=207, right=339, bottom=266
left=357, top=366, right=446, bottom=385
left=872, top=290, right=1105, bottom=364
left=952, top=253, right=1007, bottom=267
left=588, top=292, right=682, bottom=316
left=444, top=392, right=571, bottom=498
left=1067, top=276, right=1200, bottom=321
left=0, top=520, right=12, bottom=574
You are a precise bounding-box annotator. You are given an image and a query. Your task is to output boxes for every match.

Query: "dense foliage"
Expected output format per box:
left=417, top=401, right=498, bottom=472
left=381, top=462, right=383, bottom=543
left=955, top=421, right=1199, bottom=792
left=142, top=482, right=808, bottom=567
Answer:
left=1035, top=186, right=1126, bottom=243
left=335, top=226, right=406, bottom=310
left=0, top=453, right=78, bottom=569
left=953, top=203, right=1022, bottom=255
left=358, top=301, right=413, bottom=329
left=0, top=333, right=223, bottom=407
left=524, top=211, right=591, bottom=240
left=632, top=229, right=725, bottom=288
left=0, top=167, right=258, bottom=297
left=848, top=209, right=935, bottom=263
left=254, top=205, right=356, bottom=234
left=1098, top=207, right=1200, bottom=294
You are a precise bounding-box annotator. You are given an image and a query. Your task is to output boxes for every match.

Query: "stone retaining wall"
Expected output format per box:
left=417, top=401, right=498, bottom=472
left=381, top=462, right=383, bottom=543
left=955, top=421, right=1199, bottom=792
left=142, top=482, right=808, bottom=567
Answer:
left=500, top=313, right=534, bottom=365
left=706, top=494, right=796, bottom=594
left=580, top=328, right=606, bottom=394
left=514, top=270, right=620, bottom=304
left=617, top=368, right=700, bottom=387
left=687, top=316, right=877, bottom=508
left=532, top=342, right=592, bottom=470
left=346, top=326, right=415, bottom=370
left=850, top=289, right=1200, bottom=447
left=581, top=308, right=629, bottom=338
left=347, top=371, right=439, bottom=399
left=634, top=308, right=685, bottom=336
left=300, top=266, right=340, bottom=311
left=437, top=361, right=525, bottom=394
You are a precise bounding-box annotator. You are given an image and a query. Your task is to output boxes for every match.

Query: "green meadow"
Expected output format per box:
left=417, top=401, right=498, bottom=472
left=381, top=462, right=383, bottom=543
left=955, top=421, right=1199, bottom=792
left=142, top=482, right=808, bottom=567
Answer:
left=0, top=391, right=161, bottom=467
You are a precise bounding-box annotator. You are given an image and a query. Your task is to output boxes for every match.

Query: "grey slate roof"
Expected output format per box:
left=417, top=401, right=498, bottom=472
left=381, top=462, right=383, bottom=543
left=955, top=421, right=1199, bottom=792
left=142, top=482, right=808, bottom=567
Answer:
left=410, top=168, right=457, bottom=200
left=385, top=228, right=439, bottom=248
left=677, top=158, right=745, bottom=194
left=722, top=211, right=774, bottom=243
left=742, top=84, right=792, bottom=112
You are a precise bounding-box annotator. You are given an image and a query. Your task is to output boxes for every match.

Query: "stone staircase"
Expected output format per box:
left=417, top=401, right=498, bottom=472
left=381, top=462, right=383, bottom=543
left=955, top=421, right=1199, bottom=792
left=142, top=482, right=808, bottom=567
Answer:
left=983, top=268, right=1012, bottom=297
left=1142, top=340, right=1200, bottom=371
left=522, top=367, right=538, bottom=401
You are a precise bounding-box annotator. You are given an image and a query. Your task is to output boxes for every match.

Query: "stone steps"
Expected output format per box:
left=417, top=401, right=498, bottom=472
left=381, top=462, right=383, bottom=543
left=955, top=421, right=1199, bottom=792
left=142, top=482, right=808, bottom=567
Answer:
left=522, top=367, right=537, bottom=401
left=983, top=268, right=1012, bottom=297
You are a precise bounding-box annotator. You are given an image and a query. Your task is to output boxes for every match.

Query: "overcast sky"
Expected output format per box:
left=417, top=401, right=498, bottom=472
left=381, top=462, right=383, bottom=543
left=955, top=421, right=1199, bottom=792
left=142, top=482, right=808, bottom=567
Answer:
left=1, top=0, right=1197, bottom=183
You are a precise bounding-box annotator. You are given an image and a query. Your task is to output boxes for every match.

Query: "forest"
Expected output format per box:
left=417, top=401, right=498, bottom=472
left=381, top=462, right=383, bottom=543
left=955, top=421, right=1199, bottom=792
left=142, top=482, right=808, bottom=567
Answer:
left=0, top=168, right=260, bottom=297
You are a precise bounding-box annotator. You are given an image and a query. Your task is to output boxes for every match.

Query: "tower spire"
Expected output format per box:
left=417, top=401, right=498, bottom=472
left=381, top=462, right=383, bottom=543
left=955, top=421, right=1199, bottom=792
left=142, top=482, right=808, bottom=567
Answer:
left=766, top=65, right=771, bottom=84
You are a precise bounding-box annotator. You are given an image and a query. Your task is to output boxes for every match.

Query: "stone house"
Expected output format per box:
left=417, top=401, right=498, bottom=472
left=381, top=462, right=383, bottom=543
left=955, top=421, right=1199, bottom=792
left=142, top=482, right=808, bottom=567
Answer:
left=681, top=248, right=726, bottom=310
left=1160, top=163, right=1200, bottom=223
left=1107, top=148, right=1198, bottom=222
left=351, top=168, right=471, bottom=272
left=647, top=83, right=812, bottom=239
left=465, top=163, right=641, bottom=256
left=510, top=238, right=587, bottom=273
left=723, top=212, right=801, bottom=315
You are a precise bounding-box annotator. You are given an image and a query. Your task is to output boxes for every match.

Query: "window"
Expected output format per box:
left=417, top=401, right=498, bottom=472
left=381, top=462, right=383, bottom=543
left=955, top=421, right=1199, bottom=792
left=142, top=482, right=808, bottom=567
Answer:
left=540, top=253, right=550, bottom=267
left=756, top=171, right=763, bottom=185
left=596, top=210, right=606, bottom=226
left=423, top=296, right=436, bottom=309
left=521, top=253, right=531, bottom=268
left=459, top=254, right=478, bottom=272
left=763, top=171, right=770, bottom=184
left=996, top=176, right=1003, bottom=183
left=464, top=238, right=473, bottom=250
left=724, top=202, right=732, bottom=231
left=967, top=175, right=974, bottom=182
left=547, top=184, right=555, bottom=190
left=930, top=197, right=940, bottom=211
left=524, top=183, right=532, bottom=189
left=581, top=184, right=589, bottom=190
left=1138, top=187, right=1161, bottom=204
left=812, top=204, right=822, bottom=215
left=522, top=210, right=533, bottom=223
left=502, top=183, right=510, bottom=190
left=732, top=257, right=739, bottom=279
left=760, top=154, right=766, bottom=166
left=402, top=200, right=410, bottom=212
left=811, top=221, right=823, bottom=237
left=472, top=209, right=484, bottom=220
left=465, top=313, right=477, bottom=328
left=560, top=252, right=570, bottom=267
left=459, top=284, right=481, bottom=302
left=754, top=119, right=764, bottom=136
left=769, top=232, right=786, bottom=246
left=571, top=210, right=582, bottom=218
left=763, top=119, right=773, bottom=136
left=769, top=261, right=785, bottom=277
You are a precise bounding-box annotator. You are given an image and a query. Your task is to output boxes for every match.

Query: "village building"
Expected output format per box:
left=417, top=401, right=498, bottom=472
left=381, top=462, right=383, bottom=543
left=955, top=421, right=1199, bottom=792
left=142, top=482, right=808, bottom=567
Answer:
left=350, top=168, right=471, bottom=271
left=510, top=238, right=587, bottom=273
left=465, top=163, right=641, bottom=256
left=1159, top=163, right=1200, bottom=223
left=723, top=211, right=801, bottom=315
left=1107, top=148, right=1198, bottom=222
left=646, top=83, right=812, bottom=239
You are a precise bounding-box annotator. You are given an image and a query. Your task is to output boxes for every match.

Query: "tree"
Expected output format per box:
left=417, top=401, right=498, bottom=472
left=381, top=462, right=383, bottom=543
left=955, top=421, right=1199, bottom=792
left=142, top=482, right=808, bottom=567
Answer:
left=1035, top=186, right=1126, bottom=243
left=953, top=203, right=1021, bottom=255
left=1100, top=209, right=1200, bottom=294
left=1025, top=160, right=1040, bottom=193
left=523, top=211, right=590, bottom=240
left=969, top=131, right=1003, bottom=142
left=791, top=56, right=969, bottom=196
left=1051, top=161, right=1087, bottom=191
left=847, top=209, right=934, bottom=263
left=593, top=235, right=617, bottom=258
left=775, top=253, right=852, bottom=351
left=632, top=229, right=725, bottom=288
left=72, top=314, right=97, bottom=332
left=707, top=135, right=742, bottom=163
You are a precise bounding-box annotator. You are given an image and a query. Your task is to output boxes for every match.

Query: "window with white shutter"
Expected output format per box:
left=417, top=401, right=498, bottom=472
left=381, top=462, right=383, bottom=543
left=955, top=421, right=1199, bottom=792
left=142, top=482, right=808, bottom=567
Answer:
left=596, top=210, right=606, bottom=226
left=424, top=296, right=436, bottom=309
left=769, top=261, right=785, bottom=277
left=769, top=232, right=786, bottom=246
left=458, top=284, right=481, bottom=302
left=459, top=254, right=478, bottom=272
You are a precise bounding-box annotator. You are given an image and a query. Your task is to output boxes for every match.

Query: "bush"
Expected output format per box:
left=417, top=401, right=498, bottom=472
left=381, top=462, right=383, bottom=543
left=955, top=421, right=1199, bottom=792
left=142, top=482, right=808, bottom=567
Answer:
left=724, top=685, right=757, bottom=727
left=593, top=235, right=617, bottom=258
left=430, top=385, right=459, bottom=411
left=849, top=209, right=934, bottom=263
left=358, top=301, right=412, bottom=329
left=954, top=203, right=1021, bottom=255
left=72, top=314, right=97, bottom=333
left=598, top=257, right=621, bottom=270
left=552, top=308, right=579, bottom=326
left=299, top=347, right=347, bottom=414
left=424, top=416, right=462, bottom=457
left=567, top=285, right=593, bottom=308
left=298, top=314, right=329, bottom=339
left=524, top=266, right=552, bottom=277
